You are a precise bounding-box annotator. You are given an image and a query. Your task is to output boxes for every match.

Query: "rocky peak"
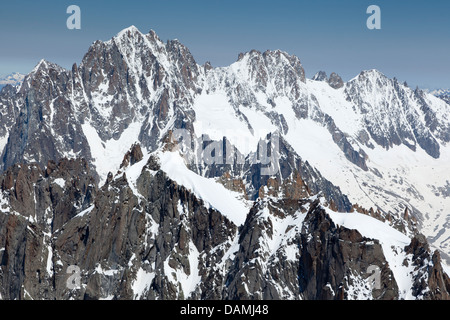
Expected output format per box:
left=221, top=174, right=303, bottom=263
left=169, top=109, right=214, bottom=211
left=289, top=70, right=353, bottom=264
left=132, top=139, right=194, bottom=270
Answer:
left=233, top=49, right=306, bottom=86
left=344, top=68, right=444, bottom=158
left=115, top=25, right=141, bottom=38
left=328, top=72, right=344, bottom=89
left=31, top=59, right=64, bottom=74
left=148, top=29, right=161, bottom=41
left=311, top=71, right=343, bottom=89
left=354, top=69, right=387, bottom=83
left=120, top=143, right=144, bottom=169
left=312, top=71, right=328, bottom=82
left=299, top=201, right=399, bottom=300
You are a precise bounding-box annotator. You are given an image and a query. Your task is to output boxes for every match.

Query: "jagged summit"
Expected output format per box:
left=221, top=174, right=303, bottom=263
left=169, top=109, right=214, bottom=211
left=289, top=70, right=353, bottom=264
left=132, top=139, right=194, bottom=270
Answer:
left=312, top=70, right=328, bottom=82
left=116, top=24, right=141, bottom=36
left=351, top=68, right=388, bottom=82
left=111, top=25, right=155, bottom=45
left=30, top=59, right=67, bottom=74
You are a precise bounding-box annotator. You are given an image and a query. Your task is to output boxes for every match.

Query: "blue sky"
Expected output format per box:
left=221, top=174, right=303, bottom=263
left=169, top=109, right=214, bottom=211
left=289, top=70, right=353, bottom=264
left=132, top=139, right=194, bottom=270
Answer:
left=0, top=0, right=449, bottom=89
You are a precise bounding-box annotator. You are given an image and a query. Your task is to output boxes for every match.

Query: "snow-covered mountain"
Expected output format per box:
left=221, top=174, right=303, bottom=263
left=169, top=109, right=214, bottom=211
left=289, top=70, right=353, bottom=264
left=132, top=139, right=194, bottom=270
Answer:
left=431, top=88, right=450, bottom=105
left=0, top=26, right=449, bottom=300
left=0, top=72, right=25, bottom=89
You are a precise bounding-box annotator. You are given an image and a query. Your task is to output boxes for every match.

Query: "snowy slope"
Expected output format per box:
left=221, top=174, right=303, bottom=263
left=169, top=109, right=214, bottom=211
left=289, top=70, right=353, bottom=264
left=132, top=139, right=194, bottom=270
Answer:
left=158, top=151, right=251, bottom=226
left=118, top=148, right=251, bottom=227
left=325, top=206, right=415, bottom=299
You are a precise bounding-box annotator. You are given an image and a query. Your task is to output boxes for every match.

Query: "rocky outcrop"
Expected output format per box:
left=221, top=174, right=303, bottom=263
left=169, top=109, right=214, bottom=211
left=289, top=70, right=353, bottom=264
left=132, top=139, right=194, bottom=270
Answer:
left=312, top=71, right=344, bottom=89
left=120, top=143, right=144, bottom=169
left=404, top=234, right=450, bottom=300
left=344, top=70, right=445, bottom=159
left=312, top=71, right=328, bottom=82
left=225, top=198, right=400, bottom=300
left=328, top=72, right=344, bottom=89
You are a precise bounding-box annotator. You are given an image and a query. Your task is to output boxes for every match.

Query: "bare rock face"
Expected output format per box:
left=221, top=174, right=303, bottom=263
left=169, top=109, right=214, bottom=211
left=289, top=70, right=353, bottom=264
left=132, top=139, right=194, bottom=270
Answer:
left=312, top=71, right=344, bottom=89
left=328, top=72, right=344, bottom=89
left=120, top=143, right=144, bottom=169
left=312, top=71, right=328, bottom=82
left=298, top=201, right=398, bottom=300
left=0, top=158, right=95, bottom=300
left=224, top=198, right=400, bottom=300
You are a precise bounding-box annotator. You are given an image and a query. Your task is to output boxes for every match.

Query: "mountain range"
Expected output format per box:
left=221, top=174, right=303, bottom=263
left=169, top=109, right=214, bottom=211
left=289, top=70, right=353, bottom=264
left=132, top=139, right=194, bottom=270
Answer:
left=0, top=26, right=449, bottom=300
left=0, top=72, right=25, bottom=90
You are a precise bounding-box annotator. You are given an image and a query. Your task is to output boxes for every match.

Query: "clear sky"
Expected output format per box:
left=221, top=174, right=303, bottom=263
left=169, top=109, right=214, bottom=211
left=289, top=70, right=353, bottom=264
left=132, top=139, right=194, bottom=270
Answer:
left=0, top=0, right=449, bottom=89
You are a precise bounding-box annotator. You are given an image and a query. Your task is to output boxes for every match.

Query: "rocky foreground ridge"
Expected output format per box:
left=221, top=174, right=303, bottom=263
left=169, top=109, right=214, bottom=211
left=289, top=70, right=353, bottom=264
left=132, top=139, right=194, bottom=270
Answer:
left=0, top=144, right=448, bottom=300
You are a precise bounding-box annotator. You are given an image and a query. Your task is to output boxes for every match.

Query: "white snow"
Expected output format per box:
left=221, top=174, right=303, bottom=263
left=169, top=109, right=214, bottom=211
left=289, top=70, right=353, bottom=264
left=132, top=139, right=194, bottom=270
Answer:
left=306, top=79, right=362, bottom=136
left=46, top=245, right=53, bottom=276
left=192, top=92, right=274, bottom=155
left=442, top=262, right=450, bottom=278
left=158, top=151, right=250, bottom=226
left=82, top=122, right=142, bottom=184
left=75, top=205, right=94, bottom=218
left=53, top=178, right=65, bottom=189
left=115, top=25, right=141, bottom=39
left=95, top=264, right=120, bottom=277
left=0, top=135, right=8, bottom=158
left=344, top=272, right=374, bottom=300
